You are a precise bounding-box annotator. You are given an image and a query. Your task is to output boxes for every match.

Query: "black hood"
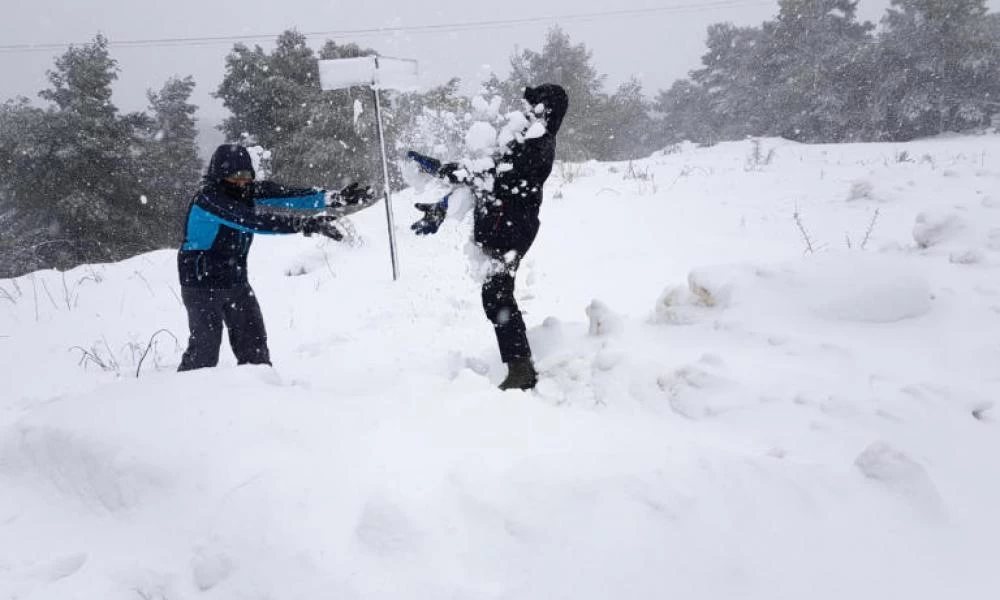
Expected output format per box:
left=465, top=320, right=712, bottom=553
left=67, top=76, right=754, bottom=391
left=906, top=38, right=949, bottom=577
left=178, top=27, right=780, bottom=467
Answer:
left=523, top=84, right=568, bottom=136
left=205, top=144, right=256, bottom=183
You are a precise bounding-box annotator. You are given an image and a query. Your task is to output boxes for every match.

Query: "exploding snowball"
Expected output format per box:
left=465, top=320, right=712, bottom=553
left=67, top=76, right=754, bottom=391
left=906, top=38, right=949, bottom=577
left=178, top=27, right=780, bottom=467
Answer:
left=465, top=122, right=498, bottom=155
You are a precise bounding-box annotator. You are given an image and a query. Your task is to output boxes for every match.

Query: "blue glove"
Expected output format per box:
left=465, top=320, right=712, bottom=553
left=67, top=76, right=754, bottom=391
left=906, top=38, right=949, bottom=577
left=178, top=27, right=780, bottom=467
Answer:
left=407, top=150, right=442, bottom=175
left=410, top=195, right=450, bottom=236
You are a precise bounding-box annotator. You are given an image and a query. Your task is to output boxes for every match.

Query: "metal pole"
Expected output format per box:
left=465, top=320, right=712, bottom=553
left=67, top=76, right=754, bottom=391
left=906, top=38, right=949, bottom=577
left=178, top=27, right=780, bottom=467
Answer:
left=372, top=67, right=400, bottom=281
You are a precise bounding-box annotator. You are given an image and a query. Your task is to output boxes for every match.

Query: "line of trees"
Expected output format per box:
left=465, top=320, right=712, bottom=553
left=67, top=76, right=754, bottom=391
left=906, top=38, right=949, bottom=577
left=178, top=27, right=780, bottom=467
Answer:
left=2, top=0, right=998, bottom=277
left=0, top=35, right=200, bottom=275
left=657, top=0, right=1000, bottom=143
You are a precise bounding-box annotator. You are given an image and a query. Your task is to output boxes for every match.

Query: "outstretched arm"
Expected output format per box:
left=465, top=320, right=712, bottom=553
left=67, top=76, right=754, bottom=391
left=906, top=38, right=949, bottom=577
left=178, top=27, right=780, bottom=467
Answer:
left=195, top=191, right=302, bottom=235
left=253, top=181, right=327, bottom=211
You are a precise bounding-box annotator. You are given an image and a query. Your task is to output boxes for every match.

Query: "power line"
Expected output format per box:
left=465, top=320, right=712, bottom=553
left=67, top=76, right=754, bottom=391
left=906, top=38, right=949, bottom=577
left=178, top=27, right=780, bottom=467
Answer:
left=0, top=0, right=773, bottom=54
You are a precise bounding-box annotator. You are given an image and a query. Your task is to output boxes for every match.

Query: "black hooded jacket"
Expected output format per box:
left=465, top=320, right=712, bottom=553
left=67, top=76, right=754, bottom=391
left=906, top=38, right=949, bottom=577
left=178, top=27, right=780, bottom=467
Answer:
left=441, top=84, right=568, bottom=251
left=177, top=145, right=326, bottom=288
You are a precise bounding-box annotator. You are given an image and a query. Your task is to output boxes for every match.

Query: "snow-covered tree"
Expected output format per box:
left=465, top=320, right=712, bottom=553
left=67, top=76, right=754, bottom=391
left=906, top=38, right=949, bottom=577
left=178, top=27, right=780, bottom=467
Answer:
left=598, top=77, right=657, bottom=160
left=691, top=23, right=771, bottom=140
left=216, top=31, right=320, bottom=149
left=653, top=80, right=718, bottom=145
left=876, top=0, right=1000, bottom=139
left=503, top=27, right=608, bottom=160
left=136, top=76, right=202, bottom=245
left=0, top=35, right=199, bottom=276
left=215, top=31, right=384, bottom=189
left=758, top=0, right=876, bottom=141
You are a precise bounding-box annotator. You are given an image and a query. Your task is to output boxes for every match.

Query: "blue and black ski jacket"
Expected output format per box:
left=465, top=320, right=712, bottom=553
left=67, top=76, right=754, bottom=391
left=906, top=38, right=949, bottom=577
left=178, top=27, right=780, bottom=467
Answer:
left=177, top=145, right=326, bottom=288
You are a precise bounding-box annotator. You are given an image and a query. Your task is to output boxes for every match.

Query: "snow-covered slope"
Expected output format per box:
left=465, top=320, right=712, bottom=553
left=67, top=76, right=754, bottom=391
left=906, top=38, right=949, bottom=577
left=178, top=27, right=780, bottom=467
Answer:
left=2, top=135, right=998, bottom=599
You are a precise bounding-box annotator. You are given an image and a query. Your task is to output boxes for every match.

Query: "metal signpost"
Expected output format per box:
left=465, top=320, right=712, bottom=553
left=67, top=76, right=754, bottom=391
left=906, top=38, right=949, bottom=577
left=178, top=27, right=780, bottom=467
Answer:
left=317, top=55, right=419, bottom=281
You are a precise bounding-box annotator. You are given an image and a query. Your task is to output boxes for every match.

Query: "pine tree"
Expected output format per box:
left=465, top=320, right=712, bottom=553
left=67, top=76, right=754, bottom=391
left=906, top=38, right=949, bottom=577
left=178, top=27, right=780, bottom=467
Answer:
left=877, top=0, right=1000, bottom=138
left=28, top=35, right=146, bottom=270
left=759, top=0, right=875, bottom=141
left=215, top=31, right=383, bottom=189
left=0, top=34, right=191, bottom=276
left=653, top=80, right=717, bottom=145
left=505, top=27, right=606, bottom=160
left=601, top=77, right=656, bottom=160
left=216, top=30, right=321, bottom=149
left=691, top=23, right=771, bottom=140
left=137, top=76, right=202, bottom=245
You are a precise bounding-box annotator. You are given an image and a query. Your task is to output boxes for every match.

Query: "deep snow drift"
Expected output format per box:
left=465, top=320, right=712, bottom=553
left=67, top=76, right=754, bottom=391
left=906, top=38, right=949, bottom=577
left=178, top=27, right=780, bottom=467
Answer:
left=2, top=135, right=999, bottom=599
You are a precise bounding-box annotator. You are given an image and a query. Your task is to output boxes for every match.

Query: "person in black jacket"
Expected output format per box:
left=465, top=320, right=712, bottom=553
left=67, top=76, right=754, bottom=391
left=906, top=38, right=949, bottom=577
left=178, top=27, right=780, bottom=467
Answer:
left=407, top=83, right=568, bottom=390
left=177, top=143, right=368, bottom=372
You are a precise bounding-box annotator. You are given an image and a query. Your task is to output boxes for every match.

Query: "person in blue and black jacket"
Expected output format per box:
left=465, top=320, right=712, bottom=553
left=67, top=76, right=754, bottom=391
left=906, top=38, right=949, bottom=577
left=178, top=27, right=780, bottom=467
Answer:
left=177, top=143, right=371, bottom=372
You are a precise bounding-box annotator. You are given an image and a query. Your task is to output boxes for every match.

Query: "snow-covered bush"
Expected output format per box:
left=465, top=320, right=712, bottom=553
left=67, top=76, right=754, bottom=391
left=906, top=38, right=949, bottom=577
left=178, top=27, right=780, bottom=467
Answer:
left=846, top=180, right=874, bottom=201
left=913, top=212, right=964, bottom=249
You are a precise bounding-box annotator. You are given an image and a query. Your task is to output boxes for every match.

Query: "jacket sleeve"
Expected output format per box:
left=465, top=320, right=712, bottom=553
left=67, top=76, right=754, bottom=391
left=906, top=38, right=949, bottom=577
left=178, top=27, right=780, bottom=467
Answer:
left=253, top=180, right=327, bottom=210
left=195, top=191, right=302, bottom=235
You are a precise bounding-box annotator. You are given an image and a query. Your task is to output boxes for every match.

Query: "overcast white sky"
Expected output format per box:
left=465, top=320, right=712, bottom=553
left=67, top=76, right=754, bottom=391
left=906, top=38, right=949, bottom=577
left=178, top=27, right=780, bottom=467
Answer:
left=1, top=0, right=995, bottom=129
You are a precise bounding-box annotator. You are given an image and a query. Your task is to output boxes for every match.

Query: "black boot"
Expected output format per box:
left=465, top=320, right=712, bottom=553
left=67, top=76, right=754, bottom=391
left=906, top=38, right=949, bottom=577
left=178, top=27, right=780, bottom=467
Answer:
left=499, top=357, right=538, bottom=391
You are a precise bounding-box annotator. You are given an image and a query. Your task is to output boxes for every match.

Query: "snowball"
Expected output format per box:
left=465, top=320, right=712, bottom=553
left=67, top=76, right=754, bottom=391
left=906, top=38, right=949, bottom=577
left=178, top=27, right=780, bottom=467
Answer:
left=524, top=122, right=547, bottom=140
left=464, top=122, right=497, bottom=155
left=470, top=95, right=500, bottom=120
left=471, top=95, right=490, bottom=115
left=504, top=110, right=529, bottom=133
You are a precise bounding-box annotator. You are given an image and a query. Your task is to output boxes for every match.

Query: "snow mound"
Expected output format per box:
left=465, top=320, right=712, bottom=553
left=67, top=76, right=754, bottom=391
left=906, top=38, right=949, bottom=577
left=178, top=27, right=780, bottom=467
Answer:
left=855, top=441, right=944, bottom=515
left=653, top=255, right=931, bottom=325
left=585, top=299, right=624, bottom=336
left=799, top=254, right=932, bottom=323
left=913, top=211, right=965, bottom=249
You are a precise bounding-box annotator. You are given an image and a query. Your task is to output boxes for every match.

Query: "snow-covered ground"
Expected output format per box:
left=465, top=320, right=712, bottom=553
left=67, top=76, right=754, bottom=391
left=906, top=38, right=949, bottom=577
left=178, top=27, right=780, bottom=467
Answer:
left=2, top=135, right=998, bottom=599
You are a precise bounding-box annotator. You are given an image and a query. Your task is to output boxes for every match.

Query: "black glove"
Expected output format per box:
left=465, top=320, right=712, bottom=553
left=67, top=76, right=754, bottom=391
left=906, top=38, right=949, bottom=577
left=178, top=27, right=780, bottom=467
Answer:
left=410, top=200, right=448, bottom=236
left=330, top=182, right=376, bottom=207
left=406, top=150, right=442, bottom=175
left=300, top=215, right=344, bottom=241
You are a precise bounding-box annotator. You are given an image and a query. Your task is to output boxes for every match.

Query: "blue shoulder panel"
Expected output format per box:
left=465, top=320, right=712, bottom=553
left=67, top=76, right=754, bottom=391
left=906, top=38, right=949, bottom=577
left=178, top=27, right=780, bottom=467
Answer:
left=181, top=205, right=222, bottom=251
left=182, top=204, right=290, bottom=251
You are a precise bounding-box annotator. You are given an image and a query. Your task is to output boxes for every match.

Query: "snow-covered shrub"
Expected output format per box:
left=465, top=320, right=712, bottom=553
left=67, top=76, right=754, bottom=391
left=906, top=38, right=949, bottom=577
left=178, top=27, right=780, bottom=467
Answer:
left=585, top=299, right=623, bottom=336
left=745, top=138, right=776, bottom=171
left=651, top=285, right=710, bottom=324
left=912, top=212, right=964, bottom=249
left=846, top=180, right=874, bottom=202
left=556, top=161, right=586, bottom=183
left=949, top=249, right=984, bottom=265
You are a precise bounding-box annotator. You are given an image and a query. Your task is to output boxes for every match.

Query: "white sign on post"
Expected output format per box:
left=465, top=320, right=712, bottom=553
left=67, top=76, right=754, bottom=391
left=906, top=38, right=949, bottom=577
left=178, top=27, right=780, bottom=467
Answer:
left=318, top=55, right=420, bottom=281
left=318, top=56, right=420, bottom=91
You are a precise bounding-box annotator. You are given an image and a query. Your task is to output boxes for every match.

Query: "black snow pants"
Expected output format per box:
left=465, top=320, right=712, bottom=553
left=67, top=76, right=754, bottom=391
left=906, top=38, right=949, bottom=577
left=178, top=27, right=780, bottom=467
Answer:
left=177, top=284, right=271, bottom=371
left=480, top=220, right=539, bottom=364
